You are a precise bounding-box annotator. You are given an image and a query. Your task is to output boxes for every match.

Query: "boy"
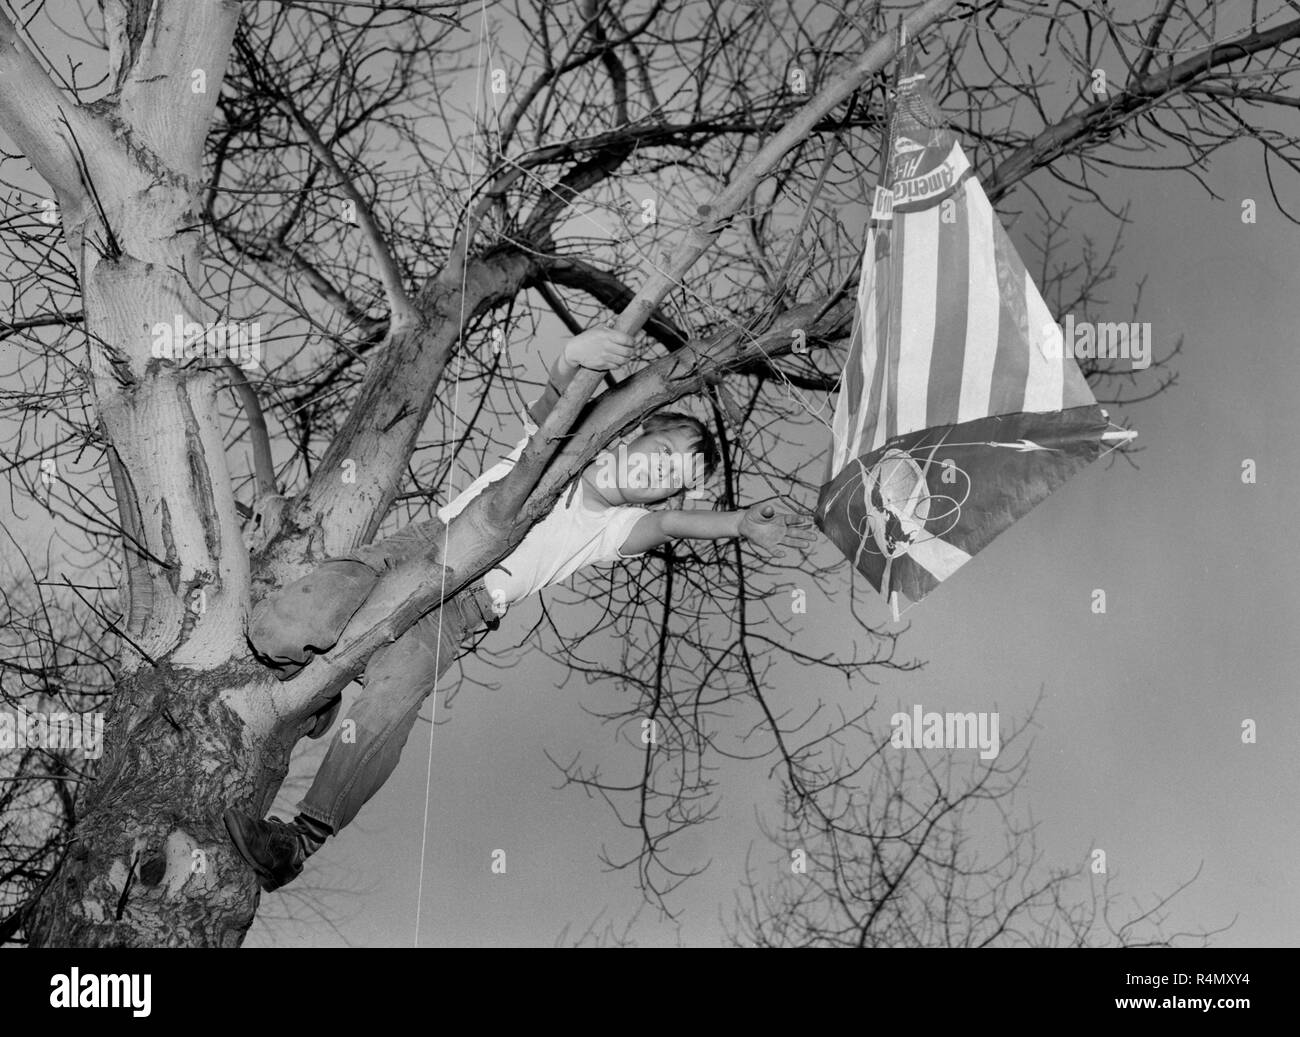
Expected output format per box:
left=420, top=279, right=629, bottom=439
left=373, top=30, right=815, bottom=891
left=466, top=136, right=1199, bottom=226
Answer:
left=227, top=326, right=816, bottom=891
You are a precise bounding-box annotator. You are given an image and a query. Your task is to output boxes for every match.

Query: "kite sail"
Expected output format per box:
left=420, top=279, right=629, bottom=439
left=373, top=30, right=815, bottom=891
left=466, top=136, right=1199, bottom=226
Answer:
left=815, top=55, right=1136, bottom=620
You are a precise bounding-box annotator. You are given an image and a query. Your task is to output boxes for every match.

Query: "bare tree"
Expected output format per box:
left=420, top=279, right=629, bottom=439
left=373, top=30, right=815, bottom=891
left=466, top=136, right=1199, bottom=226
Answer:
left=0, top=0, right=1292, bottom=946
left=728, top=699, right=1223, bottom=947
left=0, top=572, right=108, bottom=944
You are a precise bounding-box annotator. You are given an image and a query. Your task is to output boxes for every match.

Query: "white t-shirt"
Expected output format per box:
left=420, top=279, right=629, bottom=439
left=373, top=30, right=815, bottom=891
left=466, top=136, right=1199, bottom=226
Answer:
left=436, top=419, right=653, bottom=607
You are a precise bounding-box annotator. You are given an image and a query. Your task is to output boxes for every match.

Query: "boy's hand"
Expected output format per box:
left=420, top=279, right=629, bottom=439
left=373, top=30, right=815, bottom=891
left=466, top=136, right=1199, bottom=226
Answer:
left=563, top=326, right=636, bottom=371
left=738, top=503, right=818, bottom=560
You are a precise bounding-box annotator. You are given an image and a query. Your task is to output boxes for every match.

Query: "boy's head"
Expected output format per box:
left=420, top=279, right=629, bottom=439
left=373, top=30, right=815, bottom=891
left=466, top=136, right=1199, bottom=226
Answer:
left=590, top=410, right=720, bottom=505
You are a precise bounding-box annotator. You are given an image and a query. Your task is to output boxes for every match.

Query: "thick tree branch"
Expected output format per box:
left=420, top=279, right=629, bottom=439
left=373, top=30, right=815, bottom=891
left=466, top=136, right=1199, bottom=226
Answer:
left=100, top=0, right=154, bottom=92
left=986, top=15, right=1300, bottom=201
left=1188, top=83, right=1300, bottom=109
left=225, top=361, right=277, bottom=499
left=259, top=245, right=538, bottom=567
left=583, top=0, right=628, bottom=127
left=117, top=0, right=245, bottom=178
left=527, top=255, right=688, bottom=349
left=0, top=10, right=100, bottom=200
left=518, top=141, right=636, bottom=246
left=266, top=83, right=417, bottom=332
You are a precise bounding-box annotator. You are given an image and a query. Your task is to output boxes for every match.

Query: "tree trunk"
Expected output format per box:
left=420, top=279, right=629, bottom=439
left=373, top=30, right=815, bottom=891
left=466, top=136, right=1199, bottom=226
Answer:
left=1, top=0, right=271, bottom=946
left=27, top=663, right=287, bottom=947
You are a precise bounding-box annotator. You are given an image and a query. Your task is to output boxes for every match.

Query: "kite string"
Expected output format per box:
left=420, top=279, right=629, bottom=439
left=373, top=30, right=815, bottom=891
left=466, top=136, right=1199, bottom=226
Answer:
left=413, top=0, right=492, bottom=949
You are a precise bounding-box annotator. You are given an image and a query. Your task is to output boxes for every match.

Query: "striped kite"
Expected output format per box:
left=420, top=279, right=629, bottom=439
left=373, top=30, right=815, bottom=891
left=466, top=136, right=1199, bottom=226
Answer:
left=815, top=56, right=1136, bottom=620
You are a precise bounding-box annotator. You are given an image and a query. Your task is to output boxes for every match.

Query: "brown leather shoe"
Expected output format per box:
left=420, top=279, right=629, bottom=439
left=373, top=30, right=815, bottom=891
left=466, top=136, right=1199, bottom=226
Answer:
left=223, top=809, right=311, bottom=892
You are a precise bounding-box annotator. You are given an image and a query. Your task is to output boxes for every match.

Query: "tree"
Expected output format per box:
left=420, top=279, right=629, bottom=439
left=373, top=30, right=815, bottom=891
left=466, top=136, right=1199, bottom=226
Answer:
left=728, top=698, right=1221, bottom=947
left=0, top=0, right=1293, bottom=946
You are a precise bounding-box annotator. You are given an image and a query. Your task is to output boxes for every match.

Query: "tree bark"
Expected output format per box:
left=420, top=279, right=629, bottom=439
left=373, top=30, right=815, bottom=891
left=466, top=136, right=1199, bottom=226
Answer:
left=3, top=0, right=273, bottom=947
left=27, top=664, right=282, bottom=948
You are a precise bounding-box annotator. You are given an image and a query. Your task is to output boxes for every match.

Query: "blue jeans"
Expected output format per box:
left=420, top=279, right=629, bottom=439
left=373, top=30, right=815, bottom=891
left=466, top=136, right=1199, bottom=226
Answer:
left=297, top=581, right=499, bottom=832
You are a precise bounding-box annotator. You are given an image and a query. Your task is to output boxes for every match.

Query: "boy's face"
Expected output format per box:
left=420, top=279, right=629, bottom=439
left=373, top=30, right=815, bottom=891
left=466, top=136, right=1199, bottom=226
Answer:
left=592, top=427, right=704, bottom=504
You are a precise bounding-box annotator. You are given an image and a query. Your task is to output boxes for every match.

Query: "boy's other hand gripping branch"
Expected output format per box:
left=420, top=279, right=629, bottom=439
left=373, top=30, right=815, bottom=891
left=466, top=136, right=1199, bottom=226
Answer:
left=529, top=326, right=635, bottom=426
left=565, top=325, right=637, bottom=371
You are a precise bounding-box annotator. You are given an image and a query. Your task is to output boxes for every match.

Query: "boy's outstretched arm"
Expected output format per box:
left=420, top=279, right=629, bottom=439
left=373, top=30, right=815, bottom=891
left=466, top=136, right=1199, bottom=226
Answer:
left=620, top=503, right=817, bottom=560
left=528, top=326, right=636, bottom=426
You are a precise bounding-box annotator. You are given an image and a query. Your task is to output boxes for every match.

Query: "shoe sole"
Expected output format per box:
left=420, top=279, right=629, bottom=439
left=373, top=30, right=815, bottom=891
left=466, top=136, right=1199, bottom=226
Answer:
left=222, top=808, right=289, bottom=893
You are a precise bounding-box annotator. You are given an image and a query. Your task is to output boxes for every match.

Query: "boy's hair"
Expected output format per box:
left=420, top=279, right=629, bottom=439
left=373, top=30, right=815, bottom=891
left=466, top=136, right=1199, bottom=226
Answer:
left=642, top=410, right=721, bottom=488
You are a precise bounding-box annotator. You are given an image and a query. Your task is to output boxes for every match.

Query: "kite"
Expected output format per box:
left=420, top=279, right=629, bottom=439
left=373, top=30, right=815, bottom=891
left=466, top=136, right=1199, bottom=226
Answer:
left=815, top=54, right=1137, bottom=620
